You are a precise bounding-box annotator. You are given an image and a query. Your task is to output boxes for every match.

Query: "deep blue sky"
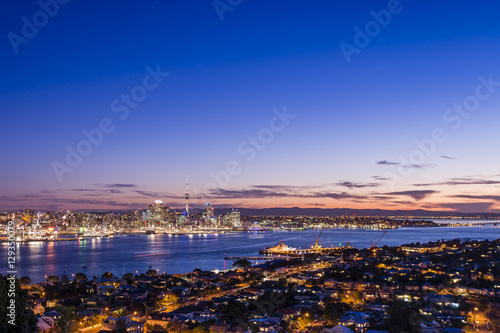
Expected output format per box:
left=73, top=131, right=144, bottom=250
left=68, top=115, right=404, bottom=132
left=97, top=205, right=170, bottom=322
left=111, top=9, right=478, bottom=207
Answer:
left=1, top=0, right=500, bottom=212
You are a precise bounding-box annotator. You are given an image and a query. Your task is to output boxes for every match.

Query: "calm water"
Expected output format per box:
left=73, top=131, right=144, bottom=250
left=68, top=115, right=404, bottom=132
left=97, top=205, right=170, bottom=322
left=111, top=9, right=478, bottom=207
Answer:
left=3, top=226, right=500, bottom=283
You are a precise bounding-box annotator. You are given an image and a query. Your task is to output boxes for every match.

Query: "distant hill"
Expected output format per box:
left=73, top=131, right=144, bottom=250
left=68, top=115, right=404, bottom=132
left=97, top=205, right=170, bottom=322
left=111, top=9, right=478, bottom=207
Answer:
left=212, top=207, right=498, bottom=218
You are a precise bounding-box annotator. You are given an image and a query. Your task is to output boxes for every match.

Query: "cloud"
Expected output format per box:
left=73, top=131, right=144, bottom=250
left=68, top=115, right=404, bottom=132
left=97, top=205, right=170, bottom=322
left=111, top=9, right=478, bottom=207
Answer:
left=372, top=176, right=390, bottom=181
left=40, top=190, right=54, bottom=194
left=315, top=192, right=363, bottom=200
left=376, top=160, right=434, bottom=169
left=386, top=190, right=439, bottom=201
left=452, top=194, right=500, bottom=202
left=413, top=176, right=500, bottom=187
left=334, top=181, right=380, bottom=189
left=0, top=195, right=144, bottom=211
left=403, top=164, right=435, bottom=169
left=206, top=187, right=363, bottom=201
left=252, top=184, right=325, bottom=190
left=376, top=160, right=400, bottom=165
left=436, top=202, right=495, bottom=213
left=132, top=190, right=182, bottom=199
left=72, top=188, right=123, bottom=195
left=100, top=184, right=137, bottom=188
left=441, top=155, right=456, bottom=160
left=208, top=188, right=291, bottom=199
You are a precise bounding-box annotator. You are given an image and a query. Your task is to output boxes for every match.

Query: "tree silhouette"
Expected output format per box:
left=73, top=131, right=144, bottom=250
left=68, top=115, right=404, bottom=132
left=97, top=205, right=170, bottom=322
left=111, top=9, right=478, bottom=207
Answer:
left=46, top=275, right=60, bottom=283
left=0, top=276, right=38, bottom=333
left=19, top=276, right=31, bottom=285
left=55, top=305, right=76, bottom=333
left=232, top=259, right=251, bottom=268
left=75, top=272, right=87, bottom=282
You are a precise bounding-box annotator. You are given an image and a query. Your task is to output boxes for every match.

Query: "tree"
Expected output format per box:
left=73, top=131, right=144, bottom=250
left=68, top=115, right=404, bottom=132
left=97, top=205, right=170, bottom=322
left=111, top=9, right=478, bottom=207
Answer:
left=146, top=269, right=158, bottom=277
left=387, top=302, right=421, bottom=333
left=123, top=273, right=134, bottom=281
left=46, top=275, right=60, bottom=283
left=55, top=305, right=77, bottom=333
left=0, top=276, right=38, bottom=333
left=115, top=317, right=128, bottom=333
left=115, top=308, right=125, bottom=317
left=75, top=272, right=87, bottom=282
left=323, top=302, right=351, bottom=323
left=19, top=276, right=31, bottom=285
left=102, top=272, right=113, bottom=279
left=157, top=293, right=179, bottom=311
left=232, top=259, right=251, bottom=268
left=227, top=278, right=242, bottom=286
left=61, top=273, right=70, bottom=284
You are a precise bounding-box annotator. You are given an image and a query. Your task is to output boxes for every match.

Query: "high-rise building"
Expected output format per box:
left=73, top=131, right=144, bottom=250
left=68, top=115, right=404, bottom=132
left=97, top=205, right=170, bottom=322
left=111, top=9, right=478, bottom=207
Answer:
left=230, top=209, right=241, bottom=227
left=205, top=203, right=214, bottom=222
left=185, top=176, right=189, bottom=219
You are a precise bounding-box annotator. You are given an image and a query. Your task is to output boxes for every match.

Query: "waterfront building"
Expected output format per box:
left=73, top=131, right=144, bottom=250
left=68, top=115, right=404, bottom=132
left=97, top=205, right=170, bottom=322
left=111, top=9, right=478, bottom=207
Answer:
left=230, top=209, right=241, bottom=227
left=205, top=203, right=214, bottom=222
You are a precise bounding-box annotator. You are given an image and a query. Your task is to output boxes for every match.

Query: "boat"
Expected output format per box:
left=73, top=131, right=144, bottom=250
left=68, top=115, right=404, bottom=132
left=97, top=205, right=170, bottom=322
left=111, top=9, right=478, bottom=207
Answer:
left=83, top=266, right=87, bottom=269
left=259, top=240, right=296, bottom=254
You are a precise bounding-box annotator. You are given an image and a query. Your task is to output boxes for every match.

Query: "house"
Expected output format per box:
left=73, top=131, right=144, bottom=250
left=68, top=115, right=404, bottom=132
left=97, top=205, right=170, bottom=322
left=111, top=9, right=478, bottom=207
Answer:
left=36, top=316, right=56, bottom=333
left=276, top=307, right=300, bottom=319
left=45, top=299, right=59, bottom=308
left=442, top=329, right=464, bottom=333
left=378, top=289, right=394, bottom=300
left=324, top=279, right=338, bottom=288
left=259, top=322, right=278, bottom=333
left=102, top=316, right=144, bottom=333
left=33, top=303, right=45, bottom=315
left=333, top=324, right=353, bottom=333
left=210, top=323, right=229, bottom=333
left=97, top=285, right=115, bottom=296
left=339, top=312, right=370, bottom=333
left=362, top=290, right=378, bottom=301
left=43, top=310, right=61, bottom=320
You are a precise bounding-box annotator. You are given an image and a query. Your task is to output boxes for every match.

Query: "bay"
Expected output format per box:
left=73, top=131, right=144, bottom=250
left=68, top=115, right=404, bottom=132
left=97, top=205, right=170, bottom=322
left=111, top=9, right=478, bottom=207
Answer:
left=3, top=226, right=500, bottom=283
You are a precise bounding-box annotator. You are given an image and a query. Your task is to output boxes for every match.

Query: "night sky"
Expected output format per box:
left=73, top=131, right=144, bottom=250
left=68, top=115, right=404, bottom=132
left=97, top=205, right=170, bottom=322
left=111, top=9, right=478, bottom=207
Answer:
left=1, top=0, right=500, bottom=212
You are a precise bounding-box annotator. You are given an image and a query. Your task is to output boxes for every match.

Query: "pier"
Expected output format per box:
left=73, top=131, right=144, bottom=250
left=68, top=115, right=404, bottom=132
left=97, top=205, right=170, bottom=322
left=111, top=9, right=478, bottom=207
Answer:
left=224, top=256, right=286, bottom=261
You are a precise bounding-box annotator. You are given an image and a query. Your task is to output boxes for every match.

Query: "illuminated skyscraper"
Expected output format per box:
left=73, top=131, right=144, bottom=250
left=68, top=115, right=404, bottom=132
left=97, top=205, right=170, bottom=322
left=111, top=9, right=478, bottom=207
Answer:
left=205, top=203, right=214, bottom=222
left=185, top=176, right=189, bottom=219
left=230, top=209, right=241, bottom=227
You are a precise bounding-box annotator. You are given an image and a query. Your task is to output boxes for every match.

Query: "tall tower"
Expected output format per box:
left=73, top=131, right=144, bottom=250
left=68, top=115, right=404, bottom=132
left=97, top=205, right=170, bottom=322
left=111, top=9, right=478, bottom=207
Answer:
left=185, top=176, right=189, bottom=219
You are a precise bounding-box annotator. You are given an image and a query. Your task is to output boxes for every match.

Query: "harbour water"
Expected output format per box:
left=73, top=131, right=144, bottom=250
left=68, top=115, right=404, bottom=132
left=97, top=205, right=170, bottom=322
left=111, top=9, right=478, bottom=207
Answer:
left=3, top=226, right=500, bottom=283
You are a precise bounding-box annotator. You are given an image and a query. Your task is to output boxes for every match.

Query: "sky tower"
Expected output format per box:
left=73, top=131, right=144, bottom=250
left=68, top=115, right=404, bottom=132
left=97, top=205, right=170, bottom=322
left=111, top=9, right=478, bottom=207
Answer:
left=185, top=176, right=189, bottom=218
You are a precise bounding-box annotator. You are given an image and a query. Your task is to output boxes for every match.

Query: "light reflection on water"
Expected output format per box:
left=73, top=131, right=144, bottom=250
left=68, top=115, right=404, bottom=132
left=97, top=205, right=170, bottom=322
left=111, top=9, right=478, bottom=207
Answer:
left=1, top=227, right=498, bottom=283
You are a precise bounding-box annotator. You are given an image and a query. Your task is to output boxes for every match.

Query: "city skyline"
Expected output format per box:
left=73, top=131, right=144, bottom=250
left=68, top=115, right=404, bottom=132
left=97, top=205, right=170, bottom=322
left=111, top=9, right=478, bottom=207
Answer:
left=2, top=1, right=500, bottom=213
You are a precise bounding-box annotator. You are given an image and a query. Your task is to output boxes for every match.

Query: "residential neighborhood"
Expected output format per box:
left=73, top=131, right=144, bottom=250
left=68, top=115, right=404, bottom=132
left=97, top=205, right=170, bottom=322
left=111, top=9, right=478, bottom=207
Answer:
left=3, top=238, right=498, bottom=333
